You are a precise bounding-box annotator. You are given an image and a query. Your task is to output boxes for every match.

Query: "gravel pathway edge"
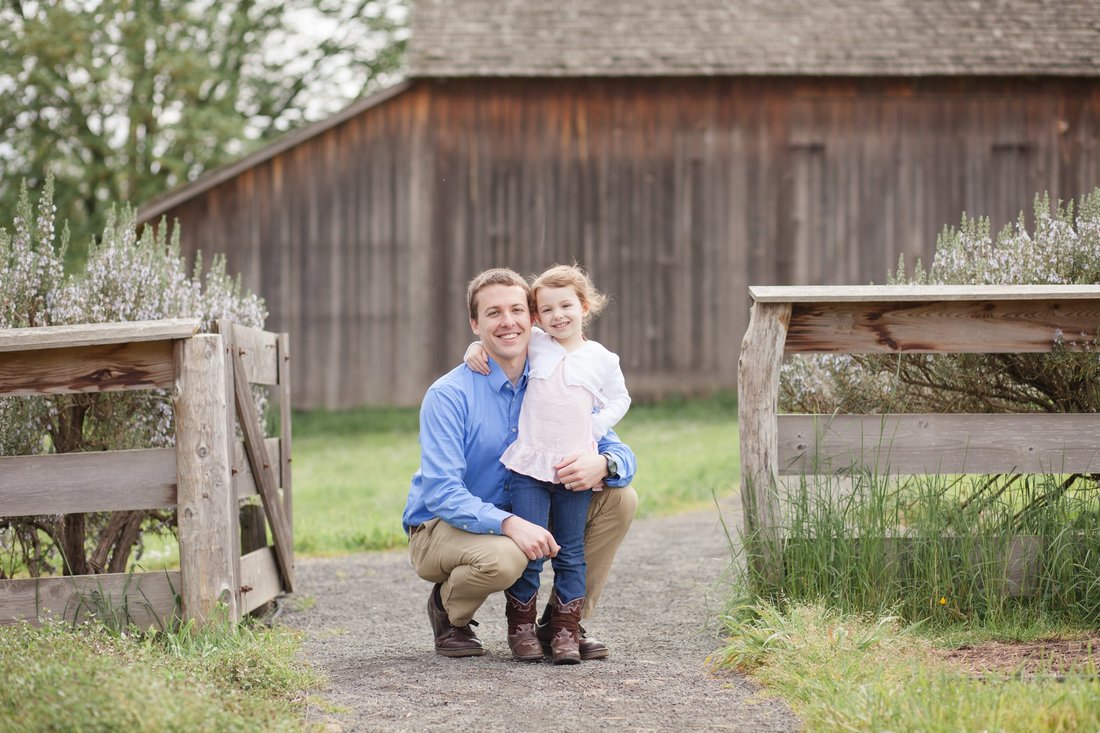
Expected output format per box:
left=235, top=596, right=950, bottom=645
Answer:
left=282, top=496, right=802, bottom=732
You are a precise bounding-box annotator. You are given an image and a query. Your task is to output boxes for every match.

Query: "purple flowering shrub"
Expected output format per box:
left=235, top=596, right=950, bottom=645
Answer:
left=1, top=177, right=266, bottom=577
left=781, top=189, right=1100, bottom=415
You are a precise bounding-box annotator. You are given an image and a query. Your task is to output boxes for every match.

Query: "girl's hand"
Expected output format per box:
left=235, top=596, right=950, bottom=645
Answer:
left=464, top=341, right=491, bottom=375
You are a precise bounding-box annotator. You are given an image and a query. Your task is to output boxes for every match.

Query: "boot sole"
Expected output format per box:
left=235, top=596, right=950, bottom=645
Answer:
left=540, top=642, right=609, bottom=661
left=435, top=647, right=486, bottom=658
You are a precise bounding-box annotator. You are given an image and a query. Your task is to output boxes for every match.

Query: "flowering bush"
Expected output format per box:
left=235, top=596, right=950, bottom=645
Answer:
left=0, top=176, right=266, bottom=577
left=781, top=189, right=1100, bottom=416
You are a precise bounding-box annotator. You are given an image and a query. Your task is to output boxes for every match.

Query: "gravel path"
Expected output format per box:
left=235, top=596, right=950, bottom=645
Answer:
left=282, top=496, right=801, bottom=732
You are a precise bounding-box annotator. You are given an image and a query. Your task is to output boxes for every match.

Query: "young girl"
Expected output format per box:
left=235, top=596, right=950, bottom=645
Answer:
left=464, top=264, right=630, bottom=664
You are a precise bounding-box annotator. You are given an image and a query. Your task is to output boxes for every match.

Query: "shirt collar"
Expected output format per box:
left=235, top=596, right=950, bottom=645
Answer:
left=488, top=356, right=529, bottom=392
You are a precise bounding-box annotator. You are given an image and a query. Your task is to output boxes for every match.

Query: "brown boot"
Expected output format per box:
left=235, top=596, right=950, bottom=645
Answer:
left=550, top=594, right=584, bottom=665
left=427, top=584, right=485, bottom=657
left=505, top=593, right=543, bottom=661
left=537, top=600, right=610, bottom=660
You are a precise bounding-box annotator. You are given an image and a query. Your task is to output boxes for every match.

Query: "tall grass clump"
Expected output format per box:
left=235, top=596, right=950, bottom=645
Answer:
left=744, top=468, right=1100, bottom=626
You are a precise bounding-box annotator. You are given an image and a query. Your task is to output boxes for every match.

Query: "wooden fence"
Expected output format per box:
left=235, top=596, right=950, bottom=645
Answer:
left=0, top=319, right=293, bottom=627
left=737, top=284, right=1100, bottom=585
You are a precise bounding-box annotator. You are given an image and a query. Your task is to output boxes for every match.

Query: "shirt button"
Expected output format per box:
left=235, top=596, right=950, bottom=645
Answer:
left=511, top=427, right=517, bottom=432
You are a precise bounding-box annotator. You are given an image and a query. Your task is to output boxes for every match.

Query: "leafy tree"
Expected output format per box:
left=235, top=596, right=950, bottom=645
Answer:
left=0, top=0, right=408, bottom=266
left=0, top=176, right=266, bottom=578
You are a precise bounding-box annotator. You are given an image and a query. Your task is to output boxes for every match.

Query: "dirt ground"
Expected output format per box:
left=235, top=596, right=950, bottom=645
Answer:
left=281, top=497, right=803, bottom=732
left=937, top=635, right=1100, bottom=679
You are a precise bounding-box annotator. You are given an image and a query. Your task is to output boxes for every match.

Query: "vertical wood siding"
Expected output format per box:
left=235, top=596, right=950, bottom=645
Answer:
left=162, top=77, right=1100, bottom=408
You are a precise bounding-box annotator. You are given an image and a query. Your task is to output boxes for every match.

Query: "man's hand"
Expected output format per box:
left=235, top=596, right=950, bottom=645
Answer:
left=555, top=452, right=609, bottom=491
left=501, top=515, right=560, bottom=560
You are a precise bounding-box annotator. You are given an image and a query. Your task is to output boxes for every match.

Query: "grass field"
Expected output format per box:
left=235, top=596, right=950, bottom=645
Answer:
left=290, top=392, right=740, bottom=555
left=714, top=602, right=1100, bottom=733
left=0, top=618, right=320, bottom=732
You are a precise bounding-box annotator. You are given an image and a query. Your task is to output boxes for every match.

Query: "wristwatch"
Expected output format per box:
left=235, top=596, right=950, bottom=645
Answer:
left=602, top=453, right=619, bottom=480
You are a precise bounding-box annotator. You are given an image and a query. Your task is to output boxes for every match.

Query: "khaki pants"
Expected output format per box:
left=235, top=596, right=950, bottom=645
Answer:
left=408, top=485, right=638, bottom=626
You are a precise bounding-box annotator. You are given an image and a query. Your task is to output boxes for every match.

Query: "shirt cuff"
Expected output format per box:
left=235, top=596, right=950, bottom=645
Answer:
left=483, top=506, right=512, bottom=535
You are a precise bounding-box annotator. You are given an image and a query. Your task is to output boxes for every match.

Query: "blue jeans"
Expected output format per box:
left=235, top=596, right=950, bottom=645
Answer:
left=506, top=470, right=592, bottom=604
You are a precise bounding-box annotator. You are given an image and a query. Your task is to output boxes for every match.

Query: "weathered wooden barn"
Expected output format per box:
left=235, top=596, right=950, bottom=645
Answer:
left=139, top=0, right=1100, bottom=409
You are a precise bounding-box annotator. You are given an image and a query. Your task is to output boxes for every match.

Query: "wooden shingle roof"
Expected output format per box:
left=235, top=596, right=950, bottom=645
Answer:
left=409, top=0, right=1100, bottom=77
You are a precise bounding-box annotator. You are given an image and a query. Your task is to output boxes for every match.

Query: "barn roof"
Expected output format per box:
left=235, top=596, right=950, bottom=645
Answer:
left=140, top=2, right=1100, bottom=222
left=408, top=0, right=1100, bottom=77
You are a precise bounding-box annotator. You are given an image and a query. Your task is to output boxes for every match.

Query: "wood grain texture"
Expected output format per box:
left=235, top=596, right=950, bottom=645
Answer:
left=227, top=323, right=279, bottom=385
left=232, top=349, right=294, bottom=593
left=0, top=319, right=199, bottom=353
left=0, top=571, right=181, bottom=628
left=737, top=302, right=791, bottom=584
left=0, top=340, right=176, bottom=395
left=0, top=449, right=176, bottom=517
left=784, top=299, right=1100, bottom=353
left=277, top=332, right=293, bottom=528
left=239, top=547, right=281, bottom=615
left=217, top=322, right=244, bottom=615
left=751, top=284, right=1100, bottom=303
left=778, top=413, right=1100, bottom=476
left=174, top=335, right=239, bottom=623
left=233, top=437, right=282, bottom=499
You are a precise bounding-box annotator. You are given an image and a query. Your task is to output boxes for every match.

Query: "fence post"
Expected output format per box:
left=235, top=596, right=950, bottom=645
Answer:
left=737, top=301, right=792, bottom=589
left=174, top=334, right=240, bottom=624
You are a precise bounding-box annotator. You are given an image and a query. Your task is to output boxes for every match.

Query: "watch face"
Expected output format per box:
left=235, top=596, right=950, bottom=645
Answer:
left=606, top=456, right=618, bottom=476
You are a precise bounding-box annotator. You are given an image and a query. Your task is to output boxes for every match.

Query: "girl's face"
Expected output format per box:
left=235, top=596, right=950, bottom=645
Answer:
left=535, top=285, right=587, bottom=347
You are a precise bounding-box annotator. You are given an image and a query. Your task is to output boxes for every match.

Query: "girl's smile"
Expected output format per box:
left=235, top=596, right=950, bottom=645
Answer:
left=536, top=285, right=588, bottom=351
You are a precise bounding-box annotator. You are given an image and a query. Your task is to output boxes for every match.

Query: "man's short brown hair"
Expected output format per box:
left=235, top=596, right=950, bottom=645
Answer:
left=466, top=268, right=532, bottom=321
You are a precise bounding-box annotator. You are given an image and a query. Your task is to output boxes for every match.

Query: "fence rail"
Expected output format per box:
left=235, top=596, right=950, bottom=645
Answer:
left=738, top=284, right=1100, bottom=586
left=0, top=319, right=293, bottom=627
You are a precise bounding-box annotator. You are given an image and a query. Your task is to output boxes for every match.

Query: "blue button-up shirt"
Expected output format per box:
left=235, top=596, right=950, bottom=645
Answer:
left=402, top=359, right=637, bottom=535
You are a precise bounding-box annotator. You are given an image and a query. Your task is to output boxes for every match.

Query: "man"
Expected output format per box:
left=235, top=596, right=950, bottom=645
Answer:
left=402, top=267, right=638, bottom=658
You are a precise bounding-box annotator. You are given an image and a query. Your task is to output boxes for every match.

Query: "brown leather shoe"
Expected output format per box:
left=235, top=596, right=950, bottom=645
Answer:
left=549, top=595, right=584, bottom=665
left=505, top=593, right=543, bottom=662
left=537, top=605, right=610, bottom=660
left=427, top=584, right=485, bottom=657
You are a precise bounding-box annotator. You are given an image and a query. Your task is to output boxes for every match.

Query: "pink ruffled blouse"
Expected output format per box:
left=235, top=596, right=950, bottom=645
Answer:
left=500, top=360, right=596, bottom=484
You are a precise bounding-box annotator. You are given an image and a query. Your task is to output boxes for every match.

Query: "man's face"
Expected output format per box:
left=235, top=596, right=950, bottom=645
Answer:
left=470, top=284, right=532, bottom=366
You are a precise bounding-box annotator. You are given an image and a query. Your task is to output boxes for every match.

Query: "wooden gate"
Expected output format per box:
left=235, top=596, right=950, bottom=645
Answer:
left=217, top=320, right=294, bottom=616
left=738, top=284, right=1100, bottom=586
left=0, top=319, right=293, bottom=627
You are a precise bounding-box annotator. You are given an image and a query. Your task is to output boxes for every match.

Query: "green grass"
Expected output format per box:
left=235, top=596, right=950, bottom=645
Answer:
left=0, top=619, right=321, bottom=732
left=724, top=429, right=1100, bottom=730
left=290, top=407, right=421, bottom=554
left=745, top=469, right=1100, bottom=626
left=713, top=601, right=1100, bottom=733
left=290, top=392, right=740, bottom=555
left=614, top=391, right=740, bottom=517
